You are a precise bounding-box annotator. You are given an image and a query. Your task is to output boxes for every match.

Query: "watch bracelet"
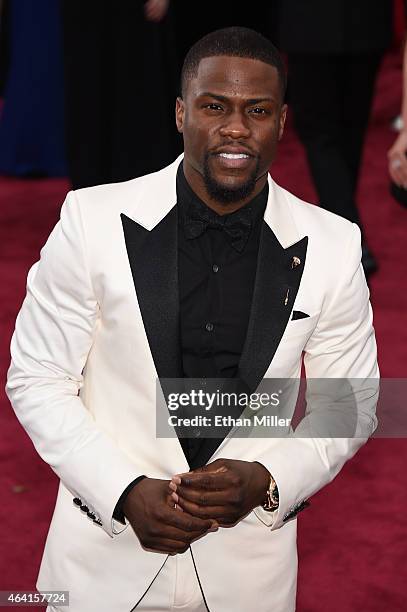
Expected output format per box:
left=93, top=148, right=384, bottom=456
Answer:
left=262, top=474, right=279, bottom=511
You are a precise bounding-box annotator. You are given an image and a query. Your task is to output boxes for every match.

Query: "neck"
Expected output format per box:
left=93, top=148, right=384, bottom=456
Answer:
left=183, top=161, right=268, bottom=215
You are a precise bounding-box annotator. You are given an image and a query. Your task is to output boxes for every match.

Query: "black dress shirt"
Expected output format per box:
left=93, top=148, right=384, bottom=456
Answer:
left=176, top=162, right=268, bottom=466
left=177, top=162, right=268, bottom=379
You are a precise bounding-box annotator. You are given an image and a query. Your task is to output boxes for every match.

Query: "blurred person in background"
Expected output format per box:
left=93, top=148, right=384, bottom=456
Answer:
left=62, top=0, right=180, bottom=189
left=275, top=0, right=393, bottom=278
left=0, top=0, right=66, bottom=177
left=0, top=0, right=10, bottom=97
left=388, top=0, right=407, bottom=202
left=173, top=1, right=275, bottom=67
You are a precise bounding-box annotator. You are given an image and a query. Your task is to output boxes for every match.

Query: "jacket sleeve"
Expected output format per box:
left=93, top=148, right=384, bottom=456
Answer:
left=253, top=223, right=379, bottom=529
left=5, top=190, right=142, bottom=537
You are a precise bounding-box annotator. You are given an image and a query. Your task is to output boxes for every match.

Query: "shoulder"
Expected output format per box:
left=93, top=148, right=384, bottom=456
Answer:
left=71, top=174, right=149, bottom=215
left=68, top=157, right=180, bottom=226
left=277, top=182, right=359, bottom=248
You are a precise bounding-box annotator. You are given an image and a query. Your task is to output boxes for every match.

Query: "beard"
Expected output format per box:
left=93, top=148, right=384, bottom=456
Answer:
left=203, top=153, right=260, bottom=204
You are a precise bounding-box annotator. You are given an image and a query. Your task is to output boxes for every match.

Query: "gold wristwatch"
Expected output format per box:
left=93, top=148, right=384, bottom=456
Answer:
left=262, top=474, right=279, bottom=512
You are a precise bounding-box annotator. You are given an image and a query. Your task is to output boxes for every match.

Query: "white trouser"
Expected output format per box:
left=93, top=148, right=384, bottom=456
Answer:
left=132, top=549, right=207, bottom=611
left=47, top=548, right=207, bottom=612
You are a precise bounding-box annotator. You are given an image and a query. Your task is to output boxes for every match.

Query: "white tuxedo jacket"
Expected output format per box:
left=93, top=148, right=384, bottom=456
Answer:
left=6, top=155, right=378, bottom=612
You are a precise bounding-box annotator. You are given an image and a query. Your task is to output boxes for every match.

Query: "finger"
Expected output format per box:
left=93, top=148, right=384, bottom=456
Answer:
left=174, top=494, right=233, bottom=518
left=164, top=507, right=215, bottom=533
left=156, top=523, right=213, bottom=544
left=151, top=513, right=215, bottom=543
left=389, top=156, right=407, bottom=183
left=173, top=460, right=228, bottom=478
left=172, top=485, right=232, bottom=507
left=144, top=3, right=160, bottom=21
left=390, top=164, right=407, bottom=187
left=389, top=165, right=402, bottom=186
left=173, top=472, right=232, bottom=491
left=144, top=5, right=165, bottom=22
left=166, top=492, right=176, bottom=508
left=145, top=12, right=160, bottom=22
left=166, top=486, right=183, bottom=510
left=143, top=537, right=190, bottom=555
left=398, top=164, right=407, bottom=187
left=149, top=12, right=162, bottom=22
left=390, top=167, right=402, bottom=185
left=389, top=165, right=401, bottom=185
left=175, top=496, right=236, bottom=523
left=190, top=462, right=228, bottom=473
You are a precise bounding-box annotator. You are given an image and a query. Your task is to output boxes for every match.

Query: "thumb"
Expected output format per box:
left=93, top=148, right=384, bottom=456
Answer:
left=170, top=465, right=209, bottom=481
left=204, top=459, right=229, bottom=473
left=191, top=459, right=228, bottom=474
left=171, top=461, right=228, bottom=481
left=191, top=461, right=228, bottom=474
left=191, top=464, right=211, bottom=473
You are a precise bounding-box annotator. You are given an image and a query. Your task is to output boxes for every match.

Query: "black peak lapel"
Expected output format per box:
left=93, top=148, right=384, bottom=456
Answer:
left=238, top=224, right=308, bottom=393
left=121, top=208, right=183, bottom=381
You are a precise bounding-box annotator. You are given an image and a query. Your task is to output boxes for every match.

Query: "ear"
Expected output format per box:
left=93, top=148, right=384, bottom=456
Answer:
left=175, top=97, right=185, bottom=133
left=278, top=104, right=288, bottom=141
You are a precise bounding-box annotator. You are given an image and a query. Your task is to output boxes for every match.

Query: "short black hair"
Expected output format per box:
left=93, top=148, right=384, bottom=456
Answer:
left=181, top=26, right=287, bottom=101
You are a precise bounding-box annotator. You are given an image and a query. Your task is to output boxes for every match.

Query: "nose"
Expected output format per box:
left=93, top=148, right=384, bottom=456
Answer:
left=219, top=110, right=251, bottom=139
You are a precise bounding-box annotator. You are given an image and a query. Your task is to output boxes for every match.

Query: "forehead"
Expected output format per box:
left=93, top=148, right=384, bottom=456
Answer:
left=189, top=55, right=280, bottom=100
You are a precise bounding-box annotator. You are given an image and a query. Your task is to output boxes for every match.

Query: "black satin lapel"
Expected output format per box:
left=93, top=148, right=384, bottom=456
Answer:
left=238, top=224, right=308, bottom=393
left=121, top=208, right=183, bottom=380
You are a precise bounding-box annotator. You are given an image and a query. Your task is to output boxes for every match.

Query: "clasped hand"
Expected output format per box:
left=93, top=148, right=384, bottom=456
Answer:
left=123, top=477, right=217, bottom=556
left=169, top=458, right=270, bottom=527
left=123, top=459, right=269, bottom=555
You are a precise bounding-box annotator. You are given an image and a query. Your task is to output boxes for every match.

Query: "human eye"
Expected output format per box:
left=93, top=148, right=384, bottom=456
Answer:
left=202, top=102, right=224, bottom=111
left=248, top=107, right=270, bottom=115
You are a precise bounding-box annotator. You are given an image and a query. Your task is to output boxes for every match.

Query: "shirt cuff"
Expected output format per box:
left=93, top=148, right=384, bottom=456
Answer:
left=112, top=475, right=147, bottom=524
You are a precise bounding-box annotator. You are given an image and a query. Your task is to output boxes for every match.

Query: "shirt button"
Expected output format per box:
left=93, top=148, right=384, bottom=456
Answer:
left=205, top=322, right=214, bottom=332
left=212, top=264, right=219, bottom=273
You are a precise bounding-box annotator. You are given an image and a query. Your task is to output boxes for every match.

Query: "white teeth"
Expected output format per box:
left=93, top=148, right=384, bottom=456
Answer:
left=218, top=153, right=249, bottom=159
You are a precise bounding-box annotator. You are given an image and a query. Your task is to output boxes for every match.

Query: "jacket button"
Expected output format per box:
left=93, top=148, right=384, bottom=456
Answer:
left=87, top=512, right=96, bottom=520
left=80, top=505, right=89, bottom=513
left=73, top=498, right=82, bottom=506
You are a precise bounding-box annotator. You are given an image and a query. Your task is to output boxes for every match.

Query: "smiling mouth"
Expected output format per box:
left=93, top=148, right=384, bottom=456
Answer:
left=218, top=153, right=250, bottom=160
left=213, top=152, right=254, bottom=169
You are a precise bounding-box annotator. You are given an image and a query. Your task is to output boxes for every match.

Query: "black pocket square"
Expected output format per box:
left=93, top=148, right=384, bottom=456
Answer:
left=291, top=310, right=310, bottom=320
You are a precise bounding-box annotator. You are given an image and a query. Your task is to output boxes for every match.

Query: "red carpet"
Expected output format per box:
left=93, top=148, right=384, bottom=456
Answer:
left=1, top=51, right=406, bottom=610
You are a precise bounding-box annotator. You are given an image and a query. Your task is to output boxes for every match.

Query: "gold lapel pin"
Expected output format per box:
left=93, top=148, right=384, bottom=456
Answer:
left=291, top=256, right=301, bottom=269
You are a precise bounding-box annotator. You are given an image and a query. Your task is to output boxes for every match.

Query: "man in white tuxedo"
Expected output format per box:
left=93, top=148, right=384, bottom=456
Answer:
left=6, top=27, right=378, bottom=612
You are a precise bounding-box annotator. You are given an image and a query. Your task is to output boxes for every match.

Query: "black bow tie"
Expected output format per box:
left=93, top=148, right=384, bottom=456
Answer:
left=183, top=205, right=252, bottom=253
